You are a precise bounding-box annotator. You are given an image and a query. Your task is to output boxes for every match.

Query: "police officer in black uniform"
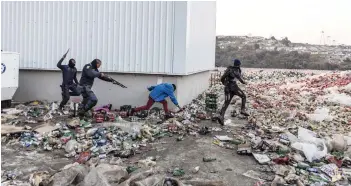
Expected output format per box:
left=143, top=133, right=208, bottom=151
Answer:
left=78, top=59, right=126, bottom=117
left=57, top=49, right=80, bottom=112
left=218, top=59, right=249, bottom=125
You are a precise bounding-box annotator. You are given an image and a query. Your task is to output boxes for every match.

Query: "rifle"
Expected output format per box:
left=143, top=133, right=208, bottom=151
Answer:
left=99, top=73, right=127, bottom=88
left=106, top=76, right=127, bottom=88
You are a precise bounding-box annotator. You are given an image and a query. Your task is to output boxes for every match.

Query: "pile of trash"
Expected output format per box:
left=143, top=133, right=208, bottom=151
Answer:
left=2, top=69, right=351, bottom=185
left=2, top=108, right=217, bottom=163
left=209, top=70, right=351, bottom=185
left=247, top=71, right=351, bottom=134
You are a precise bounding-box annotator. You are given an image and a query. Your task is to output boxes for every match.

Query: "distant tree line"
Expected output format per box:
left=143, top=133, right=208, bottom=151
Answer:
left=216, top=36, right=351, bottom=70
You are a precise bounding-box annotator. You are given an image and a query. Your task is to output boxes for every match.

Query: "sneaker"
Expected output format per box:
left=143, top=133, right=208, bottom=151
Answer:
left=58, top=107, right=65, bottom=115
left=164, top=113, right=174, bottom=119
left=240, top=109, right=250, bottom=117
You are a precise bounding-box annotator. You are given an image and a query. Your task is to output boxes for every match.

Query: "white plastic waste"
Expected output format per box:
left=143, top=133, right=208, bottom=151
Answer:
left=307, top=107, right=334, bottom=122
left=291, top=127, right=327, bottom=162
left=324, top=93, right=351, bottom=106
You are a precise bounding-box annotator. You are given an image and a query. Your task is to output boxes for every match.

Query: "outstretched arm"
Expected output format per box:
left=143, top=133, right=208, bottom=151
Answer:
left=98, top=74, right=127, bottom=88
left=164, top=87, right=179, bottom=106
left=234, top=69, right=246, bottom=84
left=147, top=86, right=156, bottom=91
left=57, top=49, right=69, bottom=69
left=85, top=68, right=101, bottom=79
left=98, top=74, right=112, bottom=82
left=57, top=57, right=65, bottom=69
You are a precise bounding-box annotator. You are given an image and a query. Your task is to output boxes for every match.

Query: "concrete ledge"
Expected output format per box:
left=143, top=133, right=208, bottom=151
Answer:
left=14, top=70, right=210, bottom=109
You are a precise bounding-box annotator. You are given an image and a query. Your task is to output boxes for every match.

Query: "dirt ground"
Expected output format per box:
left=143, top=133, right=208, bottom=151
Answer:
left=139, top=121, right=260, bottom=186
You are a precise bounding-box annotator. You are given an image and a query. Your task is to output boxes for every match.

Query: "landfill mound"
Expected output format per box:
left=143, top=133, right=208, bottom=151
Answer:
left=1, top=70, right=351, bottom=186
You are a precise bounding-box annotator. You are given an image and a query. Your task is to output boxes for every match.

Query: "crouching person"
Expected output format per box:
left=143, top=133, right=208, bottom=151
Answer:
left=130, top=83, right=182, bottom=118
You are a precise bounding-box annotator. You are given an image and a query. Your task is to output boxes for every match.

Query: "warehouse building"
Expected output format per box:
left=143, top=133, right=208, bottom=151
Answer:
left=1, top=1, right=216, bottom=108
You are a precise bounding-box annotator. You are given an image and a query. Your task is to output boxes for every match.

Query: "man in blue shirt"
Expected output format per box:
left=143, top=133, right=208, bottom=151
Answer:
left=130, top=83, right=182, bottom=117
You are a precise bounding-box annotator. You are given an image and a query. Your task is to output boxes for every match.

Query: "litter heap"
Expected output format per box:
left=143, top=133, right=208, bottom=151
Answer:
left=1, top=97, right=225, bottom=163
left=2, top=69, right=351, bottom=186
left=213, top=70, right=351, bottom=185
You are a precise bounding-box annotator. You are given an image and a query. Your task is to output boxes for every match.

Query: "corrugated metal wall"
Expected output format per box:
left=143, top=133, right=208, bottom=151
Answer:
left=1, top=1, right=175, bottom=74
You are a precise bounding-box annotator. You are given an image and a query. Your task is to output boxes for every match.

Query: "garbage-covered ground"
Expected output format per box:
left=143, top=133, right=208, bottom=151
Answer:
left=1, top=69, right=351, bottom=186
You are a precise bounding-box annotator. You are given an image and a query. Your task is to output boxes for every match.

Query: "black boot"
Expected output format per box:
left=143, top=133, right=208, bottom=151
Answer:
left=216, top=115, right=224, bottom=125
left=128, top=108, right=135, bottom=117
left=58, top=106, right=65, bottom=115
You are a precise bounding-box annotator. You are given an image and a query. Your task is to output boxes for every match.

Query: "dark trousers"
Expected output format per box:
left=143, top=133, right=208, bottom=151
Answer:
left=80, top=85, right=98, bottom=112
left=60, top=84, right=80, bottom=108
left=134, top=96, right=169, bottom=113
left=219, top=82, right=246, bottom=117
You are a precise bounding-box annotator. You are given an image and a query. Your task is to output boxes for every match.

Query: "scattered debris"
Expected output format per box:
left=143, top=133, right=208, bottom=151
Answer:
left=1, top=70, right=351, bottom=185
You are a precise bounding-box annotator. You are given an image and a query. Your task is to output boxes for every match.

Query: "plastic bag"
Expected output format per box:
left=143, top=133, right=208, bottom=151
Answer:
left=307, top=107, right=334, bottom=122
left=285, top=131, right=298, bottom=144
left=291, top=142, right=327, bottom=162
left=298, top=127, right=317, bottom=143
left=324, top=93, right=351, bottom=106
left=291, top=127, right=328, bottom=162
left=65, top=140, right=78, bottom=153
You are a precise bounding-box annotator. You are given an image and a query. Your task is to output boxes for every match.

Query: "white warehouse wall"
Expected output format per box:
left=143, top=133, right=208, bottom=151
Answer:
left=1, top=1, right=216, bottom=75
left=1, top=1, right=176, bottom=73
left=185, top=1, right=216, bottom=74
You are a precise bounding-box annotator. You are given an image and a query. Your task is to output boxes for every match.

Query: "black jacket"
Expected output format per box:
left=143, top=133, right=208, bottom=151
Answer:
left=220, top=66, right=245, bottom=85
left=79, top=63, right=112, bottom=87
left=57, top=58, right=78, bottom=85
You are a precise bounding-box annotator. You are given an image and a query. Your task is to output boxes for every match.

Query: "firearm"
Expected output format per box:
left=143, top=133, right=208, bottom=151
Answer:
left=99, top=73, right=127, bottom=88
left=111, top=78, right=127, bottom=88
left=102, top=75, right=127, bottom=88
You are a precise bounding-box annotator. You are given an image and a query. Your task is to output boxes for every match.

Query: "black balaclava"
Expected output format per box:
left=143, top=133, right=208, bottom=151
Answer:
left=91, top=59, right=101, bottom=69
left=68, top=59, right=76, bottom=68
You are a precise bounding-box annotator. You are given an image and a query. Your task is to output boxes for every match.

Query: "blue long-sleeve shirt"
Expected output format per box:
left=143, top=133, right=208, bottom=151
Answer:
left=148, top=83, right=179, bottom=105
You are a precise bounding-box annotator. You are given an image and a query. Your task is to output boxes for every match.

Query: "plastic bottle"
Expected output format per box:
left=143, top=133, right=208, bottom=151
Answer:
left=172, top=168, right=185, bottom=177
left=297, top=162, right=311, bottom=169
left=99, top=154, right=107, bottom=159
left=203, top=157, right=216, bottom=162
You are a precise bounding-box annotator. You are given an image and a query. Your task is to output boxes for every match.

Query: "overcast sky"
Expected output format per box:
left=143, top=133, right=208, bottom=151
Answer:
left=216, top=0, right=351, bottom=45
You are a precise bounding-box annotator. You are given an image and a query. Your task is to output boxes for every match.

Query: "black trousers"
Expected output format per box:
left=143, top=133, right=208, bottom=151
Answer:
left=80, top=85, right=98, bottom=112
left=219, top=82, right=246, bottom=117
left=60, top=84, right=81, bottom=108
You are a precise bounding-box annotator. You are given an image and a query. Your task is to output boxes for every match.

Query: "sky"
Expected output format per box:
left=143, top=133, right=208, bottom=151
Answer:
left=216, top=0, right=351, bottom=45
